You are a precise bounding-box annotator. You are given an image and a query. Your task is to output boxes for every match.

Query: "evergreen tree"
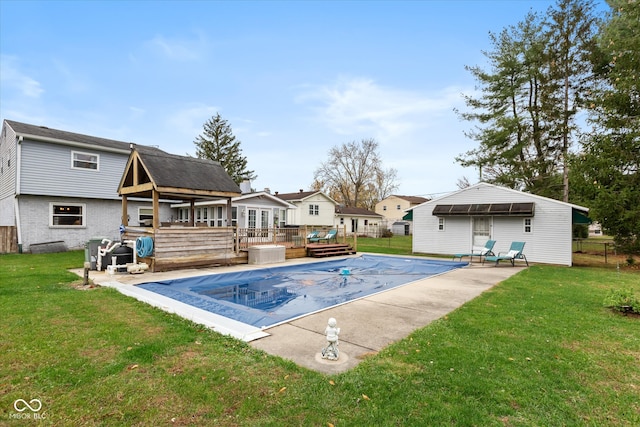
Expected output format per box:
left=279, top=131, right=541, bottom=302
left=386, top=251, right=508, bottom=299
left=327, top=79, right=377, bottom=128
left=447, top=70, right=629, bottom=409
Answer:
left=194, top=113, right=256, bottom=184
left=572, top=0, right=640, bottom=253
left=456, top=0, right=599, bottom=201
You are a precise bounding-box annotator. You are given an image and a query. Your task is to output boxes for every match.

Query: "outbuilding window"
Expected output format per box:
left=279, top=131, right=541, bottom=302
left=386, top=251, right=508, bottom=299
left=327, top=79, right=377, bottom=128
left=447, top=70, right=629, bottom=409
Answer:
left=524, top=218, right=532, bottom=233
left=438, top=217, right=445, bottom=231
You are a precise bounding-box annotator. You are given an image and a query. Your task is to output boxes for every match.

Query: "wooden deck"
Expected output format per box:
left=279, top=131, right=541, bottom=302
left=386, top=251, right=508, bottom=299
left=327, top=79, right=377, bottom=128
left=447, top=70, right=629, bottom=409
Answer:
left=124, top=227, right=246, bottom=272
left=122, top=226, right=354, bottom=272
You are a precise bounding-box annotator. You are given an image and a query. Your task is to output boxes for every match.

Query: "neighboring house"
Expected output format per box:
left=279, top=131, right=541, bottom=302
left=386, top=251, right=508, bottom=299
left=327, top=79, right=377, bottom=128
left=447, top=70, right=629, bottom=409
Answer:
left=275, top=190, right=337, bottom=227
left=589, top=222, right=603, bottom=237
left=375, top=194, right=430, bottom=235
left=0, top=120, right=172, bottom=252
left=410, top=182, right=590, bottom=266
left=335, top=206, right=383, bottom=236
left=170, top=190, right=296, bottom=228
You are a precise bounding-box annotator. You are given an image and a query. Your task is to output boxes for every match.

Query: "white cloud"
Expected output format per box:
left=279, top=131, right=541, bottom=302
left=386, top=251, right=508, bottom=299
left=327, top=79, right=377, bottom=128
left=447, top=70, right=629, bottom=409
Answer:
left=296, top=77, right=467, bottom=140
left=146, top=31, right=208, bottom=61
left=0, top=55, right=44, bottom=98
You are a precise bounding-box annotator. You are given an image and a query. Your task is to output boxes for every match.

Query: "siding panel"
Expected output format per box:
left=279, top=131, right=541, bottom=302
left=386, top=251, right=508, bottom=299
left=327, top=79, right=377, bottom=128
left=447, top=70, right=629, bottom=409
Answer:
left=413, top=183, right=578, bottom=266
left=20, top=139, right=128, bottom=199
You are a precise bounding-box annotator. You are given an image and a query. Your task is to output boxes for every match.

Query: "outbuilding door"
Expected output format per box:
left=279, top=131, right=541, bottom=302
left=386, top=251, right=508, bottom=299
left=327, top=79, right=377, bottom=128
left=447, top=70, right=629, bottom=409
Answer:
left=472, top=217, right=492, bottom=248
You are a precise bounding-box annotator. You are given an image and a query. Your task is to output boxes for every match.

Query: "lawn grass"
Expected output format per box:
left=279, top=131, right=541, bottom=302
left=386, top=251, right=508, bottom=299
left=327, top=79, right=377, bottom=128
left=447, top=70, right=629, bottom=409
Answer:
left=1, top=249, right=639, bottom=425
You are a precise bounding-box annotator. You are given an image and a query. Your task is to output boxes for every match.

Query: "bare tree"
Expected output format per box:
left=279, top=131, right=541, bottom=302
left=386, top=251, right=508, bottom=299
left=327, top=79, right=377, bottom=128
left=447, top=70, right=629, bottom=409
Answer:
left=314, top=138, right=398, bottom=209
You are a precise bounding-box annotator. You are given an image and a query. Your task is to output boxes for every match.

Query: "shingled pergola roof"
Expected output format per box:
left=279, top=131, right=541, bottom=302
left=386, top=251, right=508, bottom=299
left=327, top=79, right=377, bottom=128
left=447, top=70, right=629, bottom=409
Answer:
left=118, top=145, right=241, bottom=227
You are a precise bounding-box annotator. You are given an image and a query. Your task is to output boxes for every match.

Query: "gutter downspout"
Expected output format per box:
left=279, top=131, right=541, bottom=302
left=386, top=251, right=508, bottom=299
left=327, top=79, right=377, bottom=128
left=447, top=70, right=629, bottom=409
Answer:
left=15, top=136, right=23, bottom=252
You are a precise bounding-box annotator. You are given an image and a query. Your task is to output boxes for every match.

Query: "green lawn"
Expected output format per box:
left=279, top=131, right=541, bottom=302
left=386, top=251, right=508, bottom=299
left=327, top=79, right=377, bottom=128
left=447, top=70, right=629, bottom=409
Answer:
left=1, top=247, right=639, bottom=426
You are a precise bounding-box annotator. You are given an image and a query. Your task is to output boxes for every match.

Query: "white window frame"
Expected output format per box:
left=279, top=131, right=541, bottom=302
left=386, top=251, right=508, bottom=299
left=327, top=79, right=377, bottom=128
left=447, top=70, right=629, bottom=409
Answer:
left=438, top=217, right=445, bottom=231
left=178, top=208, right=189, bottom=222
left=138, top=207, right=153, bottom=226
left=396, top=204, right=401, bottom=210
left=309, top=204, right=319, bottom=216
left=71, top=150, right=99, bottom=171
left=231, top=207, right=238, bottom=227
left=524, top=218, right=533, bottom=233
left=50, top=202, right=86, bottom=227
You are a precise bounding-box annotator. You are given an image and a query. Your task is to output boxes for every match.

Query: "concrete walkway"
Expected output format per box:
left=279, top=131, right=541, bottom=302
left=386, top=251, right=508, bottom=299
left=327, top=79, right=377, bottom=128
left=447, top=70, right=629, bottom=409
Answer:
left=79, top=256, right=523, bottom=374
left=249, top=263, right=521, bottom=373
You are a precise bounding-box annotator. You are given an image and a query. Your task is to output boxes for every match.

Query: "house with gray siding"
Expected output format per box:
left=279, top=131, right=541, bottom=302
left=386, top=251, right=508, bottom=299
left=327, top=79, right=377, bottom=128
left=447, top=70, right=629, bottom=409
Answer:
left=411, top=182, right=590, bottom=266
left=0, top=120, right=172, bottom=252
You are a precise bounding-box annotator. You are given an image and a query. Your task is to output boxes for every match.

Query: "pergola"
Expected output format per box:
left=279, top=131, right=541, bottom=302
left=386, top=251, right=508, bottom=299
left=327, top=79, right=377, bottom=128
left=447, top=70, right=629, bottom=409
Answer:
left=117, top=145, right=241, bottom=227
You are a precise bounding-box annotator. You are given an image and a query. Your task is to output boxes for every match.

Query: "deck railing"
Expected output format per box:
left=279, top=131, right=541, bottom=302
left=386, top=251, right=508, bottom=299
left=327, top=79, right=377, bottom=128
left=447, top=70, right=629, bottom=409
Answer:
left=235, top=226, right=347, bottom=250
left=236, top=227, right=308, bottom=250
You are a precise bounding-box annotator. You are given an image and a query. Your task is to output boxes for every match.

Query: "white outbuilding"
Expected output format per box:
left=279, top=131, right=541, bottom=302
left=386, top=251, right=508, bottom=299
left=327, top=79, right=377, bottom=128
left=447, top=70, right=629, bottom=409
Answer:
left=411, top=182, right=590, bottom=266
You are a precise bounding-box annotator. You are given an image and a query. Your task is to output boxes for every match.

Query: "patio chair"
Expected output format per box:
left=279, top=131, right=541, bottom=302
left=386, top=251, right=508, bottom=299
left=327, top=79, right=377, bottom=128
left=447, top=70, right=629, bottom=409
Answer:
left=484, top=241, right=529, bottom=266
left=306, top=230, right=320, bottom=243
left=315, top=229, right=337, bottom=244
left=452, top=239, right=496, bottom=263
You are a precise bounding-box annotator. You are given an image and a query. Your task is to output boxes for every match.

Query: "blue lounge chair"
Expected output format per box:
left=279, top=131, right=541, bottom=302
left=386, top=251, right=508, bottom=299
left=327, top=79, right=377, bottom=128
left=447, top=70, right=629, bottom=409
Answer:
left=306, top=231, right=320, bottom=243
left=310, top=229, right=337, bottom=243
left=453, top=239, right=496, bottom=263
left=317, top=229, right=337, bottom=243
left=484, top=241, right=529, bottom=266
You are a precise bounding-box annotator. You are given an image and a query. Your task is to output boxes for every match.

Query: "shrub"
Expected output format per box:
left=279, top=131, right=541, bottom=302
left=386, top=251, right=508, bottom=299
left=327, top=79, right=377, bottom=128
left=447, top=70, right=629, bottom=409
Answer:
left=603, top=288, right=640, bottom=314
left=573, top=224, right=588, bottom=239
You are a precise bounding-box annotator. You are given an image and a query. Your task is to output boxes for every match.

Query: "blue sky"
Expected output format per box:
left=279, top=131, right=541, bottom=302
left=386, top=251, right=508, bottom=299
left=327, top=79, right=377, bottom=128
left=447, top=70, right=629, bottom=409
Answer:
left=0, top=0, right=607, bottom=198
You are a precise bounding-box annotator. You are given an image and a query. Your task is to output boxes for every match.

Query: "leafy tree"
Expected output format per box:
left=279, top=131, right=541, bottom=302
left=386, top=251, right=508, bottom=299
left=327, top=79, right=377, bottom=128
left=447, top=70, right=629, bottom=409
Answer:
left=572, top=0, right=640, bottom=253
left=456, top=11, right=559, bottom=196
left=456, top=0, right=599, bottom=201
left=545, top=0, right=600, bottom=201
left=313, top=138, right=398, bottom=210
left=194, top=113, right=256, bottom=184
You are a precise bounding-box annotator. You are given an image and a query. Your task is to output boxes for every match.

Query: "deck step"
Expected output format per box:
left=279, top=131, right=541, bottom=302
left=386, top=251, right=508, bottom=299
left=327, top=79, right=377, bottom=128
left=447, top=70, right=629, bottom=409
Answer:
left=306, top=243, right=356, bottom=258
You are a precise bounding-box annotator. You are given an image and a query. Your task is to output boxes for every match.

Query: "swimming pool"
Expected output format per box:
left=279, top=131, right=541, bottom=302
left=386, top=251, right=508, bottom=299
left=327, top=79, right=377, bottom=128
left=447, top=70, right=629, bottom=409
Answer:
left=138, top=254, right=467, bottom=329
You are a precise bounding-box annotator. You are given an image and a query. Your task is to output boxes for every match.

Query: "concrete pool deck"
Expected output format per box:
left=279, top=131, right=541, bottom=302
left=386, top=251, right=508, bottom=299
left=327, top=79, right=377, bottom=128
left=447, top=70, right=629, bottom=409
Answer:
left=79, top=255, right=523, bottom=374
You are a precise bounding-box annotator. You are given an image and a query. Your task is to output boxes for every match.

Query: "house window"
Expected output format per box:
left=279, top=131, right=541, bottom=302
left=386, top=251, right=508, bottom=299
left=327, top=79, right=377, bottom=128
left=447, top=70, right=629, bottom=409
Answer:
left=309, top=204, right=319, bottom=216
left=231, top=207, right=238, bottom=227
left=396, top=205, right=401, bottom=210
left=50, top=203, right=85, bottom=227
left=340, top=217, right=344, bottom=225
left=383, top=205, right=387, bottom=211
left=139, top=207, right=153, bottom=226
left=214, top=206, right=223, bottom=227
left=72, top=151, right=99, bottom=170
left=438, top=217, right=445, bottom=231
left=364, top=219, right=369, bottom=226
left=524, top=218, right=532, bottom=233
left=177, top=208, right=189, bottom=222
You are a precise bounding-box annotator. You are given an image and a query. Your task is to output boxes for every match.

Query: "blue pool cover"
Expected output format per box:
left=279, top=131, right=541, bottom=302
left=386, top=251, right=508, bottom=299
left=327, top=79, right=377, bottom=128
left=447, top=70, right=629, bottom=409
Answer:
left=138, top=254, right=467, bottom=328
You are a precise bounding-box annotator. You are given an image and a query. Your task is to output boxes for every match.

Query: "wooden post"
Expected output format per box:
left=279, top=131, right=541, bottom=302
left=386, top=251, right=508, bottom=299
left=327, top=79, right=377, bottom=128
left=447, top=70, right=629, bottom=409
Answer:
left=121, top=195, right=129, bottom=226
left=152, top=190, right=160, bottom=229
left=353, top=226, right=357, bottom=252
left=189, top=199, right=195, bottom=227
left=234, top=225, right=239, bottom=255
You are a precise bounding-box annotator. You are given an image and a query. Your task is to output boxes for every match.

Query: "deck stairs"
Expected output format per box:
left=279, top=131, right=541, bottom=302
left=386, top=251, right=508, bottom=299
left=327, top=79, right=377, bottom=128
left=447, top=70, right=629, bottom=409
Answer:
left=307, top=243, right=356, bottom=258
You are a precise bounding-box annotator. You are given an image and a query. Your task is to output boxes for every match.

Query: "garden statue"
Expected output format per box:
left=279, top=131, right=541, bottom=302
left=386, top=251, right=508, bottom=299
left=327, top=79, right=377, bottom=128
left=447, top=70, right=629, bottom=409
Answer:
left=321, top=317, right=340, bottom=360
